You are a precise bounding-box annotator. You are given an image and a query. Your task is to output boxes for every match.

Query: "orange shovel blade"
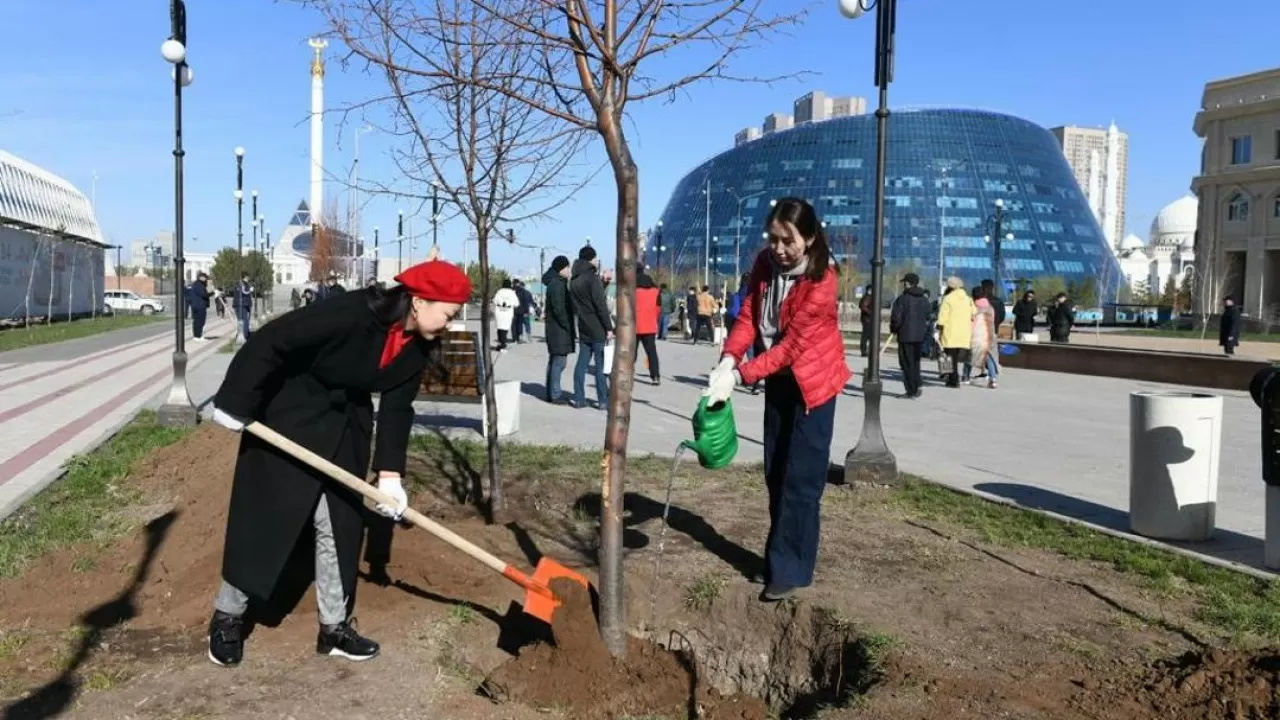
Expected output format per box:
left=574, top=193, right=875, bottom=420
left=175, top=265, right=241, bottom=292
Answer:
left=521, top=557, right=590, bottom=623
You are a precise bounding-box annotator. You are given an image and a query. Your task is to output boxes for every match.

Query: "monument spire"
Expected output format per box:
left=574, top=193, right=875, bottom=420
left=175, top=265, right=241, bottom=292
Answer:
left=308, top=38, right=328, bottom=227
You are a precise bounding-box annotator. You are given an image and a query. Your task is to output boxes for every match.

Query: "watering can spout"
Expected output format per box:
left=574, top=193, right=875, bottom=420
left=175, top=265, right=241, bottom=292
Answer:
left=684, top=396, right=739, bottom=469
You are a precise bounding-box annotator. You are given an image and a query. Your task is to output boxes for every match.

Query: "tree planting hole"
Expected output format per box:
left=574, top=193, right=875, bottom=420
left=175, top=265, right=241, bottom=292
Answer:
left=481, top=581, right=881, bottom=719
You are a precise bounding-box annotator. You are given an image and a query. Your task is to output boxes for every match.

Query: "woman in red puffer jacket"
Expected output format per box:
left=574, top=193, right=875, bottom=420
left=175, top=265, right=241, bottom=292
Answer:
left=705, top=196, right=850, bottom=602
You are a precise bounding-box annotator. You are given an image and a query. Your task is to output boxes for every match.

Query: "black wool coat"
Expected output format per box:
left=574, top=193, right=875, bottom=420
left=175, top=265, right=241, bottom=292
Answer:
left=213, top=289, right=438, bottom=605
left=542, top=267, right=576, bottom=355
left=569, top=259, right=612, bottom=344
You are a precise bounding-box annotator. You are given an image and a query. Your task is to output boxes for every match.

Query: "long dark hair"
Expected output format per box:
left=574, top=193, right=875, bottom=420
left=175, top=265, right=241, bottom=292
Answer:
left=365, top=284, right=412, bottom=328
left=765, top=197, right=834, bottom=282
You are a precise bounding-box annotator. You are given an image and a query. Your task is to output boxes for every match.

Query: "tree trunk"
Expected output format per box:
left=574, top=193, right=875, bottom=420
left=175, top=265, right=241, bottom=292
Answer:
left=477, top=227, right=502, bottom=519
left=598, top=119, right=640, bottom=658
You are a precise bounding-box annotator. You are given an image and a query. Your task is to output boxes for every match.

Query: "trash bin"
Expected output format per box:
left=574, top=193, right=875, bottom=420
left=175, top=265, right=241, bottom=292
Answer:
left=1128, top=391, right=1223, bottom=542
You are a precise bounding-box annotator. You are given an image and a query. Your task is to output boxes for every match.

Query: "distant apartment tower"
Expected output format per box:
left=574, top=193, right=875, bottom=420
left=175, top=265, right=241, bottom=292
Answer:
left=735, top=126, right=762, bottom=146
left=763, top=113, right=794, bottom=134
left=795, top=91, right=867, bottom=123
left=1191, top=66, right=1280, bottom=318
left=1050, top=124, right=1129, bottom=249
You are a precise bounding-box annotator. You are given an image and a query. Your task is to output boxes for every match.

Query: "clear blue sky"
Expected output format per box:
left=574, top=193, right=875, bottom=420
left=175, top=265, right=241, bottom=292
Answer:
left=2, top=0, right=1276, bottom=277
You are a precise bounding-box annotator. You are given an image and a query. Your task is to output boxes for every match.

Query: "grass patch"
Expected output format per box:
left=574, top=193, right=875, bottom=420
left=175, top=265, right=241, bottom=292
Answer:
left=0, top=314, right=164, bottom=352
left=0, top=629, right=30, bottom=662
left=683, top=574, right=726, bottom=612
left=888, top=479, right=1280, bottom=641
left=0, top=411, right=191, bottom=578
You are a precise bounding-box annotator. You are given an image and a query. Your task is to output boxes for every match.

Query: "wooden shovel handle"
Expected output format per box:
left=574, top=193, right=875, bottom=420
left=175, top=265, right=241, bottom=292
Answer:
left=243, top=422, right=508, bottom=577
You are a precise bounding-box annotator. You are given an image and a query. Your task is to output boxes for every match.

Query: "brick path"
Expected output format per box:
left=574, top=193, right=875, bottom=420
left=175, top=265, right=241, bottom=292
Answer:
left=0, top=318, right=235, bottom=520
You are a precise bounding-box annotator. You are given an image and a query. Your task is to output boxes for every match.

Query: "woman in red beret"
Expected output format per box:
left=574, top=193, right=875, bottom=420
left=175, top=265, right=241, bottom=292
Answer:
left=206, top=260, right=470, bottom=667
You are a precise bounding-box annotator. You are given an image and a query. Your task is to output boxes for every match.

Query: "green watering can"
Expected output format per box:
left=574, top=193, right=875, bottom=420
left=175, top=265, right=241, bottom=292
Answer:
left=681, top=396, right=739, bottom=469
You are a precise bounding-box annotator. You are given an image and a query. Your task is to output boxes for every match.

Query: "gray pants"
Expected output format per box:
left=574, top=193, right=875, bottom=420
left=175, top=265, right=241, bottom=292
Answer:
left=214, top=495, right=348, bottom=626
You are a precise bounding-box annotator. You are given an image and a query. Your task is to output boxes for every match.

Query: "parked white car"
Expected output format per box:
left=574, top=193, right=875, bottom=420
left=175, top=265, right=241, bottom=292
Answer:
left=103, top=290, right=166, bottom=315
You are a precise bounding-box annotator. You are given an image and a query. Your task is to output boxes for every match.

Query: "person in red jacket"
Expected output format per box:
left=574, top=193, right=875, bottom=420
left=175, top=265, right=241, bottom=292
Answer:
left=705, top=196, right=851, bottom=602
left=635, top=266, right=662, bottom=384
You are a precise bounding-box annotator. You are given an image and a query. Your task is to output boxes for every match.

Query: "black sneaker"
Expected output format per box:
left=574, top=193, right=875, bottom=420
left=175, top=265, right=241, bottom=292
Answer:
left=760, top=584, right=800, bottom=602
left=207, top=611, right=245, bottom=667
left=317, top=619, right=379, bottom=661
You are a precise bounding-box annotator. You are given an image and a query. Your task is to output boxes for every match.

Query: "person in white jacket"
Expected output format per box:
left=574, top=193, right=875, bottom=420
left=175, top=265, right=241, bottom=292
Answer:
left=493, top=278, right=520, bottom=350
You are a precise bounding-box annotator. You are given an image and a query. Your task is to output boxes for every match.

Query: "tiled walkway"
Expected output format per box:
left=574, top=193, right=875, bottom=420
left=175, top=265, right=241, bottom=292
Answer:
left=0, top=318, right=235, bottom=520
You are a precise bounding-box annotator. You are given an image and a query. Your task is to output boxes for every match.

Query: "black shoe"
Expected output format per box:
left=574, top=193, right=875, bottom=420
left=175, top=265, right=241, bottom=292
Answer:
left=207, top=611, right=245, bottom=667
left=317, top=619, right=379, bottom=661
left=760, top=584, right=800, bottom=602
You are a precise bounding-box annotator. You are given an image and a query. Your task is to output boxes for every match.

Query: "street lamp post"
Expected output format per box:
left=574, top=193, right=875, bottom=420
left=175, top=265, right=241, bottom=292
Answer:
left=397, top=210, right=405, bottom=275
left=157, top=0, right=197, bottom=428
left=233, top=147, right=245, bottom=344
left=653, top=220, right=664, bottom=280
left=841, top=0, right=900, bottom=485
left=730, top=190, right=766, bottom=282
left=251, top=189, right=259, bottom=321
left=702, top=176, right=711, bottom=287
left=112, top=245, right=123, bottom=289
left=984, top=198, right=1009, bottom=291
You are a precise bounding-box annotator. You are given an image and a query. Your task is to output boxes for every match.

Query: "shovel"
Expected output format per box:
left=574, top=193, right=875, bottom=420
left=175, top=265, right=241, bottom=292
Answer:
left=241, top=421, right=589, bottom=624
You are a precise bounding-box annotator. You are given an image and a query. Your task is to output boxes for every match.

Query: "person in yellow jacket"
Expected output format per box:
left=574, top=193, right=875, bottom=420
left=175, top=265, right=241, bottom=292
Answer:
left=936, top=276, right=975, bottom=388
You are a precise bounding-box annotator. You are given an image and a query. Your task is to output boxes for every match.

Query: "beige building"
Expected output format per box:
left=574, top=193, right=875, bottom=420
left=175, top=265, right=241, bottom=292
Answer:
left=762, top=112, right=794, bottom=134
left=1049, top=124, right=1129, bottom=249
left=794, top=91, right=867, bottom=124
left=1192, top=66, right=1280, bottom=319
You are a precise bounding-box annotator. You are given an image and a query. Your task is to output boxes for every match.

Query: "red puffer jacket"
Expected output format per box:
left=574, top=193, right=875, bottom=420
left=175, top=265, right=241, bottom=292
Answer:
left=722, top=251, right=851, bottom=410
left=636, top=285, right=660, bottom=335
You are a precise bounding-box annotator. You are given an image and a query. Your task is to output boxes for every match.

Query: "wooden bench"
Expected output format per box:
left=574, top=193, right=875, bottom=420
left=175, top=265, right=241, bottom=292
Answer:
left=417, top=329, right=485, bottom=402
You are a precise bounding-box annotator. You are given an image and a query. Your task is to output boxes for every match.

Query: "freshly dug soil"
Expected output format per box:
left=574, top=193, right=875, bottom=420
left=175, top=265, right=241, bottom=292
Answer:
left=1087, top=646, right=1280, bottom=720
left=483, top=578, right=770, bottom=720
left=0, top=425, right=517, bottom=636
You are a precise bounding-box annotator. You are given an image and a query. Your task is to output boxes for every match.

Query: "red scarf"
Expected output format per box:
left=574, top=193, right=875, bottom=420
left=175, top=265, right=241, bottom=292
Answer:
left=379, top=323, right=414, bottom=369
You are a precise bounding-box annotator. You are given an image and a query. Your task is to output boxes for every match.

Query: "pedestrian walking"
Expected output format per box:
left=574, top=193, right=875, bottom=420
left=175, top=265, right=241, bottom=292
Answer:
left=858, top=285, right=874, bottom=356
left=658, top=283, right=675, bottom=340
left=189, top=271, right=214, bottom=341
left=635, top=267, right=661, bottom=384
left=1220, top=295, right=1241, bottom=356
left=705, top=197, right=849, bottom=602
left=936, top=277, right=975, bottom=388
left=493, top=279, right=519, bottom=350
left=541, top=256, right=575, bottom=403
left=569, top=245, right=612, bottom=409
left=206, top=260, right=470, bottom=667
left=1012, top=290, right=1037, bottom=339
left=515, top=280, right=535, bottom=342
left=969, top=286, right=999, bottom=388
left=1047, top=293, right=1075, bottom=343
left=234, top=273, right=254, bottom=341
left=694, top=285, right=716, bottom=344
left=889, top=272, right=930, bottom=397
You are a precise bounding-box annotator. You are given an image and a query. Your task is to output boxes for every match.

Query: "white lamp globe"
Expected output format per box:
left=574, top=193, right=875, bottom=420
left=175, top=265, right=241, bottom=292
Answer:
left=171, top=66, right=194, bottom=87
left=234, top=189, right=244, bottom=200
left=161, top=39, right=186, bottom=64
left=234, top=146, right=245, bottom=158
left=837, top=0, right=867, bottom=19
left=995, top=198, right=1005, bottom=209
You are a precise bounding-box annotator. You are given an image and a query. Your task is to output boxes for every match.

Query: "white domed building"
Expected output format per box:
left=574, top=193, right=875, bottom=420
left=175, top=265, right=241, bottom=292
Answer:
left=1114, top=196, right=1197, bottom=295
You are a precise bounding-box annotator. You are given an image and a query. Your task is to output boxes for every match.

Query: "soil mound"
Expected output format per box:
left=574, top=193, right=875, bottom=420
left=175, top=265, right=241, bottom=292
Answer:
left=1125, top=647, right=1280, bottom=719
left=482, top=578, right=770, bottom=720
left=0, top=425, right=504, bottom=637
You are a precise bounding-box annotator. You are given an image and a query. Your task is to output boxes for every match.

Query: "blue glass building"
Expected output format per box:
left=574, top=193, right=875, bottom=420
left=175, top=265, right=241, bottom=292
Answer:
left=652, top=109, right=1122, bottom=294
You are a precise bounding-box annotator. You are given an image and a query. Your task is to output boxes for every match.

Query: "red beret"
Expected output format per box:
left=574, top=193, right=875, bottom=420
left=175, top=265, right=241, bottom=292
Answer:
left=394, top=260, right=472, bottom=303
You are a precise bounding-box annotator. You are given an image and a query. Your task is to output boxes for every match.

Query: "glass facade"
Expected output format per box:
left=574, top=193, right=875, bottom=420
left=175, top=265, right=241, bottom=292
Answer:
left=651, top=109, right=1121, bottom=294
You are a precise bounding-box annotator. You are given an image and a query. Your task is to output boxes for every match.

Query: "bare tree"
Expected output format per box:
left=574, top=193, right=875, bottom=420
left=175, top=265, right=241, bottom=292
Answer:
left=315, top=0, right=588, bottom=515
left=311, top=0, right=806, bottom=656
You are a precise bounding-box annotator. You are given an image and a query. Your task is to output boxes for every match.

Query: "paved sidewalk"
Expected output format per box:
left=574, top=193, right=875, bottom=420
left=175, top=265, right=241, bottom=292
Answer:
left=0, top=318, right=236, bottom=521
left=413, top=325, right=1267, bottom=570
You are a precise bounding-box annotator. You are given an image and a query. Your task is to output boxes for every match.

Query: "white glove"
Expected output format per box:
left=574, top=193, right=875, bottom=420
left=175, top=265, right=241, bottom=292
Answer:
left=211, top=407, right=245, bottom=432
left=704, top=357, right=739, bottom=404
left=374, top=475, right=409, bottom=520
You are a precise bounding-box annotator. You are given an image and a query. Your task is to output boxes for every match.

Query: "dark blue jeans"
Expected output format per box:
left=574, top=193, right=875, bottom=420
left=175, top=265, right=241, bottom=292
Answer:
left=573, top=341, right=609, bottom=407
left=546, top=354, right=567, bottom=401
left=237, top=306, right=252, bottom=340
left=658, top=312, right=669, bottom=340
left=762, top=373, right=837, bottom=588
